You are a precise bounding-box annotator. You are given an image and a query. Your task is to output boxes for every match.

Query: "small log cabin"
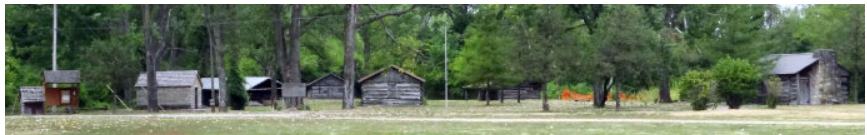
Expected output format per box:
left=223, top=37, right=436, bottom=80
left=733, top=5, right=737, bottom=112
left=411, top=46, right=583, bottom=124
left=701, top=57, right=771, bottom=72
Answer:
left=201, top=76, right=281, bottom=106
left=42, top=70, right=80, bottom=113
left=134, top=70, right=203, bottom=109
left=359, top=65, right=426, bottom=106
left=760, top=49, right=850, bottom=105
left=19, top=86, right=45, bottom=115
left=306, top=73, right=345, bottom=99
left=467, top=82, right=542, bottom=101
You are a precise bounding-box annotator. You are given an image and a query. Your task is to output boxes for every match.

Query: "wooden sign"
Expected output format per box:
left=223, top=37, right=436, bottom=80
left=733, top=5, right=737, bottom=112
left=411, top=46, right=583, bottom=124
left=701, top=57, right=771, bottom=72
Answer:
left=283, top=83, right=307, bottom=97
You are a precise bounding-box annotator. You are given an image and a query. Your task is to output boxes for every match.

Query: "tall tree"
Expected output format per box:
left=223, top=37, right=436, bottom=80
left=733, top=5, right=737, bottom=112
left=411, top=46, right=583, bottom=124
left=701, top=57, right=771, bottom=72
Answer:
left=285, top=4, right=305, bottom=109
left=341, top=4, right=418, bottom=109
left=270, top=4, right=286, bottom=110
left=142, top=4, right=160, bottom=113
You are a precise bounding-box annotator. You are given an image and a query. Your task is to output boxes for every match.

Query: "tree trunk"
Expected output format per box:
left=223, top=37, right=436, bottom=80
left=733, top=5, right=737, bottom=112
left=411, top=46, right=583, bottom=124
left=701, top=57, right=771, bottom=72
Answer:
left=142, top=4, right=160, bottom=113
left=342, top=4, right=359, bottom=109
left=287, top=4, right=305, bottom=109
left=544, top=82, right=552, bottom=111
left=615, top=83, right=621, bottom=111
left=592, top=79, right=605, bottom=108
left=268, top=68, right=278, bottom=110
left=485, top=89, right=491, bottom=106
left=204, top=6, right=216, bottom=112
left=659, top=67, right=673, bottom=103
left=211, top=6, right=228, bottom=112
left=271, top=5, right=288, bottom=110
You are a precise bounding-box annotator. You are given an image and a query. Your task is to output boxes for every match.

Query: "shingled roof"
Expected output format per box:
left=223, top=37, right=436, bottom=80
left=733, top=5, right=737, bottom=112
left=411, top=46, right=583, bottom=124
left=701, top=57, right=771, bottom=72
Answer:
left=761, top=53, right=818, bottom=75
left=43, top=70, right=80, bottom=84
left=134, top=70, right=200, bottom=87
left=19, top=86, right=45, bottom=103
left=308, top=73, right=344, bottom=85
left=358, top=65, right=425, bottom=83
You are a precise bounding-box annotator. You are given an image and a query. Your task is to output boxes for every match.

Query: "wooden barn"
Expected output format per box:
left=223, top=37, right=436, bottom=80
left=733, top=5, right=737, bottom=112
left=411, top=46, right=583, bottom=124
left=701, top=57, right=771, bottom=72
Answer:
left=134, top=70, right=203, bottom=109
left=306, top=73, right=345, bottom=99
left=19, top=86, right=45, bottom=115
left=359, top=65, right=425, bottom=106
left=201, top=76, right=281, bottom=106
left=760, top=49, right=850, bottom=105
left=42, top=70, right=81, bottom=113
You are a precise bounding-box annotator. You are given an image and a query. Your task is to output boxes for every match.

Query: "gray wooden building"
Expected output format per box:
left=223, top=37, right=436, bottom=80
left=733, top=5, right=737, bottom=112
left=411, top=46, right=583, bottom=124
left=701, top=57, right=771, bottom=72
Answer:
left=760, top=49, right=850, bottom=105
left=134, top=70, right=203, bottom=109
left=359, top=65, right=426, bottom=106
left=469, top=82, right=542, bottom=101
left=306, top=73, right=344, bottom=99
left=19, top=86, right=45, bottom=115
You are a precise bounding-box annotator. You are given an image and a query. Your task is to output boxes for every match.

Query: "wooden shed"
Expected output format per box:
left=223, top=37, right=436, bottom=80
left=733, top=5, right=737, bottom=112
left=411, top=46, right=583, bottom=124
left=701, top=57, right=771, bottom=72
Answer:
left=134, top=70, right=203, bottom=109
left=19, top=86, right=45, bottom=115
left=306, top=73, right=345, bottom=99
left=759, top=49, right=850, bottom=105
left=467, top=81, right=542, bottom=101
left=359, top=65, right=425, bottom=106
left=42, top=70, right=80, bottom=112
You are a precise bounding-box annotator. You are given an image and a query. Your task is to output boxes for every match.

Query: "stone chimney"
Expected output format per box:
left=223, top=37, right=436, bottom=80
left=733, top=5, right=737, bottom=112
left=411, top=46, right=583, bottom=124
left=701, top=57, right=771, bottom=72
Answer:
left=811, top=49, right=848, bottom=104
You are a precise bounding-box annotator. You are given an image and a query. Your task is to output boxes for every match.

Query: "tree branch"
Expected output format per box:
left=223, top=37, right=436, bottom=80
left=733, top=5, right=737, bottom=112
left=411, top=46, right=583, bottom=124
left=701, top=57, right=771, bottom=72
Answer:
left=355, top=4, right=418, bottom=28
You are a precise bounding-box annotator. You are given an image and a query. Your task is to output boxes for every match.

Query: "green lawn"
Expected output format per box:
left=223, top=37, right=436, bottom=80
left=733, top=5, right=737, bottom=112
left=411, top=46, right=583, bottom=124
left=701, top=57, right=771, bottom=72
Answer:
left=6, top=100, right=865, bottom=135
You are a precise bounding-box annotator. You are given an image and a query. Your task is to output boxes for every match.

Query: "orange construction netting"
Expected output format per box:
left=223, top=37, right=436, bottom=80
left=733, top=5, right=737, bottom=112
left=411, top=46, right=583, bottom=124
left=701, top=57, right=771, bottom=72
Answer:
left=560, top=88, right=635, bottom=101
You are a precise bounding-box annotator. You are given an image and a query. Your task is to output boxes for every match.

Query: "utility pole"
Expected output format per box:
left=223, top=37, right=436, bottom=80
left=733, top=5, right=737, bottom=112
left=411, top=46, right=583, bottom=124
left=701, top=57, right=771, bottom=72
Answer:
left=52, top=4, right=57, bottom=71
left=444, top=28, right=448, bottom=109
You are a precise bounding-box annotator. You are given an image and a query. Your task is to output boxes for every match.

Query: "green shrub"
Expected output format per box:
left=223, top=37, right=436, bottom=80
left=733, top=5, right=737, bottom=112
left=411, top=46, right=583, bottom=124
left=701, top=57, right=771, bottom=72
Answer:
left=227, top=67, right=248, bottom=110
left=765, top=76, right=783, bottom=109
left=711, top=57, right=761, bottom=109
left=677, top=70, right=715, bottom=110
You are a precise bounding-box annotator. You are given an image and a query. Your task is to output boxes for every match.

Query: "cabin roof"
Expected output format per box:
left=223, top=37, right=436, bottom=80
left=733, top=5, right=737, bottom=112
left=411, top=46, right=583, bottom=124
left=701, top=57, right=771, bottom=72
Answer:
left=19, top=86, right=44, bottom=102
left=201, top=76, right=278, bottom=91
left=308, top=73, right=344, bottom=85
left=134, top=70, right=200, bottom=87
left=43, top=70, right=80, bottom=84
left=761, top=53, right=818, bottom=75
left=358, top=65, right=425, bottom=83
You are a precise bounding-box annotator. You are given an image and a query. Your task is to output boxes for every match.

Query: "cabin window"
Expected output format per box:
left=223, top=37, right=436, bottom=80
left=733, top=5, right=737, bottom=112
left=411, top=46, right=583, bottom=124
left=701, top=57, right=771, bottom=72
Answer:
left=61, top=90, right=71, bottom=104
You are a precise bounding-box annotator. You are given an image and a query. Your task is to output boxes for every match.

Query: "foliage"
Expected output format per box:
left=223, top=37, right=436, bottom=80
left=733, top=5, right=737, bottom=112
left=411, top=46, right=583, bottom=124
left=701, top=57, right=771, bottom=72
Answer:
left=711, top=57, right=761, bottom=109
left=677, top=70, right=716, bottom=110
left=765, top=76, right=782, bottom=109
left=227, top=65, right=248, bottom=110
left=452, top=6, right=522, bottom=90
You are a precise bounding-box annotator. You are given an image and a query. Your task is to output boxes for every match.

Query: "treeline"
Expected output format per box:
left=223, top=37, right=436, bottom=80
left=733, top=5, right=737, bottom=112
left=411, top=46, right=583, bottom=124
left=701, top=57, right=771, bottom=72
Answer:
left=5, top=4, right=864, bottom=109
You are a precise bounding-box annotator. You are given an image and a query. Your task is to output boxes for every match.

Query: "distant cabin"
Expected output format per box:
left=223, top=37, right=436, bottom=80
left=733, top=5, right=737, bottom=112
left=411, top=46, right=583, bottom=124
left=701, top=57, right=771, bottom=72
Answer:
left=19, top=86, right=45, bottom=115
left=760, top=49, right=850, bottom=105
left=134, top=70, right=203, bottom=109
left=306, top=73, right=345, bottom=99
left=42, top=70, right=81, bottom=110
left=359, top=65, right=426, bottom=106
left=466, top=82, right=542, bottom=101
left=201, top=76, right=281, bottom=106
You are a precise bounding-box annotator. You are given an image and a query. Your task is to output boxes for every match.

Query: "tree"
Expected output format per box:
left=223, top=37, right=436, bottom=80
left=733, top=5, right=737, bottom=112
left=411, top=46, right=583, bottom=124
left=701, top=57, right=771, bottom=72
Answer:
left=796, top=4, right=865, bottom=103
left=227, top=62, right=248, bottom=110
left=341, top=4, right=418, bottom=109
left=453, top=5, right=522, bottom=106
left=710, top=57, right=761, bottom=109
left=270, top=4, right=286, bottom=110
left=589, top=5, right=660, bottom=109
left=142, top=4, right=160, bottom=113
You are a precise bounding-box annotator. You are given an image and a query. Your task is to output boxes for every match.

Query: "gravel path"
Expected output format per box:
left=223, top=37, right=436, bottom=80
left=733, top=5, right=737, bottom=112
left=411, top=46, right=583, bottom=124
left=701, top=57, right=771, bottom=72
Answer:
left=7, top=113, right=863, bottom=126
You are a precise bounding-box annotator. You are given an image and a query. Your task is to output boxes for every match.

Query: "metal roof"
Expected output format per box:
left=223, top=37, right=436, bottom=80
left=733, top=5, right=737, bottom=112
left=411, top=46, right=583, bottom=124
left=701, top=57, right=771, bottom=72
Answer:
left=358, top=65, right=426, bottom=83
left=43, top=70, right=80, bottom=84
left=761, top=53, right=817, bottom=75
left=201, top=76, right=276, bottom=91
left=19, top=86, right=45, bottom=103
left=134, top=70, right=200, bottom=87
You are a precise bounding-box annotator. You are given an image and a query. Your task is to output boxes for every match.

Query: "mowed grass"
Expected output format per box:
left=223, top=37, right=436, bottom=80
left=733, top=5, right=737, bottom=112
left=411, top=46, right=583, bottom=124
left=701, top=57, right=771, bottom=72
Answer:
left=6, top=100, right=865, bottom=135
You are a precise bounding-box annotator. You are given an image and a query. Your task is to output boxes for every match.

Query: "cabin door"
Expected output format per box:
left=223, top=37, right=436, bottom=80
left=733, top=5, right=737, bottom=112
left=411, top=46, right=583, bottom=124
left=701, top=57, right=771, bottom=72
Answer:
left=798, top=77, right=811, bottom=105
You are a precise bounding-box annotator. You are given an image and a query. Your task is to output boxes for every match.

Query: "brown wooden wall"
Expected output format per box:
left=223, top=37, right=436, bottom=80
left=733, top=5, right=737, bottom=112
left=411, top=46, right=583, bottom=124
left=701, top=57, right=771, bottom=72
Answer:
left=43, top=87, right=79, bottom=107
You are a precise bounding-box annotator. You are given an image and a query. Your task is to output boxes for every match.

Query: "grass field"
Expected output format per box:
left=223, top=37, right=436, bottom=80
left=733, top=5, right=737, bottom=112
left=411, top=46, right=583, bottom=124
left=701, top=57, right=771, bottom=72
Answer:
left=6, top=99, right=865, bottom=135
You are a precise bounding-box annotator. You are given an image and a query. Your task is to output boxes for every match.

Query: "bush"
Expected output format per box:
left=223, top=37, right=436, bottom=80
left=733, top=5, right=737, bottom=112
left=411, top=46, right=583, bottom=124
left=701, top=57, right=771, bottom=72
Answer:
left=227, top=67, right=248, bottom=110
left=765, top=76, right=783, bottom=109
left=677, top=70, right=715, bottom=110
left=711, top=57, right=761, bottom=109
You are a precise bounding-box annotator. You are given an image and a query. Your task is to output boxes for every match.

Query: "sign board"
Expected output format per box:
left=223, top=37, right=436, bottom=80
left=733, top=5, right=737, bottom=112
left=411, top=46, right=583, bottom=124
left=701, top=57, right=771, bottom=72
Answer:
left=283, top=83, right=307, bottom=97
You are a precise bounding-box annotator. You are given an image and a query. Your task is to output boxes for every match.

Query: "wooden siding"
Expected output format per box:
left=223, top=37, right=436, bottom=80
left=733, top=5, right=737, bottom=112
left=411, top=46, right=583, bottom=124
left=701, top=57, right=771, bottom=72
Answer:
left=307, top=74, right=345, bottom=99
left=360, top=68, right=424, bottom=106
